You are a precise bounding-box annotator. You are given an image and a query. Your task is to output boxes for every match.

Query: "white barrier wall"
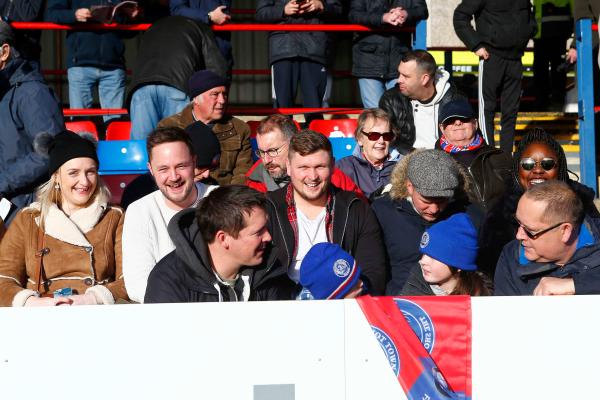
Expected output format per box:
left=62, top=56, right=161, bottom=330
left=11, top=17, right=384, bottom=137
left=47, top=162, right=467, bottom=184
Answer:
left=0, top=296, right=598, bottom=399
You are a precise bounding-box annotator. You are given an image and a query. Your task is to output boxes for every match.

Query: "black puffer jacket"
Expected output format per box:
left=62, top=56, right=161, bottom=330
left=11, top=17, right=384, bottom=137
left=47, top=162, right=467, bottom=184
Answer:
left=349, top=0, right=428, bottom=80
left=453, top=0, right=537, bottom=60
left=379, top=80, right=465, bottom=151
left=144, top=208, right=294, bottom=303
left=126, top=16, right=228, bottom=108
left=256, top=0, right=343, bottom=65
left=438, top=143, right=512, bottom=212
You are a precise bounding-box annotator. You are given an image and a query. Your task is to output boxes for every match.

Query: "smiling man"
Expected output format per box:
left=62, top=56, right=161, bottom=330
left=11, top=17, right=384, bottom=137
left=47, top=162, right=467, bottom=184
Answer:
left=437, top=99, right=511, bottom=211
left=158, top=69, right=253, bottom=185
left=495, top=180, right=600, bottom=296
left=265, top=130, right=387, bottom=295
left=145, top=185, right=289, bottom=303
left=122, top=127, right=220, bottom=303
left=245, top=114, right=363, bottom=195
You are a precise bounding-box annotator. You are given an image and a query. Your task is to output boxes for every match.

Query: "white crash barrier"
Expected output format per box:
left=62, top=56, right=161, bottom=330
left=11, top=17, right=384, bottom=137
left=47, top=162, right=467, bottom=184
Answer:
left=0, top=296, right=599, bottom=399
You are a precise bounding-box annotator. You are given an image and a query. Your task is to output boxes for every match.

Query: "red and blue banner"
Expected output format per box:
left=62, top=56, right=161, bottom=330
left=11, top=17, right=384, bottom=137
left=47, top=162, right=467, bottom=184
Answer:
left=357, top=295, right=471, bottom=400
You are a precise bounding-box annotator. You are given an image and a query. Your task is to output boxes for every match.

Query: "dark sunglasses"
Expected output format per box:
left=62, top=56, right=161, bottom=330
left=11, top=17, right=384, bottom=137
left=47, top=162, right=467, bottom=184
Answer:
left=519, top=157, right=557, bottom=171
left=514, top=216, right=566, bottom=240
left=361, top=130, right=394, bottom=141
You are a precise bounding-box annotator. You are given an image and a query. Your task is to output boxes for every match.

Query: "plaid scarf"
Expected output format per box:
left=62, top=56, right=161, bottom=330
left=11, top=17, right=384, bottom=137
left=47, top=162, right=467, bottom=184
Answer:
left=285, top=184, right=335, bottom=261
left=439, top=132, right=484, bottom=153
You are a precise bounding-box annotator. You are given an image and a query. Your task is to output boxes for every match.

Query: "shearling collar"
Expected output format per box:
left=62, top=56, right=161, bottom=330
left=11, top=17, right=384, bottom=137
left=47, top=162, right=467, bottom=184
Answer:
left=30, top=197, right=108, bottom=247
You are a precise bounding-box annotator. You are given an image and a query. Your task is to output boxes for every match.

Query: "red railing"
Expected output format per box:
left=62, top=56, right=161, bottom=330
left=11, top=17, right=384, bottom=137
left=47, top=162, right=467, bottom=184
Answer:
left=62, top=107, right=364, bottom=117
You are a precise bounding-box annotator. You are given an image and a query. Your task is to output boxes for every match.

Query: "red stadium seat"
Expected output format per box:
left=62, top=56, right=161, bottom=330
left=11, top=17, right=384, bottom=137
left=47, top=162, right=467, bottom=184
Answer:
left=100, top=174, right=142, bottom=205
left=106, top=121, right=131, bottom=141
left=65, top=120, right=99, bottom=140
left=308, top=119, right=357, bottom=138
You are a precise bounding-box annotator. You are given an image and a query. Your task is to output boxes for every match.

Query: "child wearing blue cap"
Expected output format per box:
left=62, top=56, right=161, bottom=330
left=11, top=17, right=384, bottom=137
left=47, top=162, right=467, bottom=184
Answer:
left=299, top=242, right=366, bottom=300
left=401, top=213, right=491, bottom=296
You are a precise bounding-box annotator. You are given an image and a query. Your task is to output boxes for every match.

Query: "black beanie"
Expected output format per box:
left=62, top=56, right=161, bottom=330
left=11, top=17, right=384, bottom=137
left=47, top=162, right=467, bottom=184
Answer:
left=48, top=131, right=99, bottom=175
left=185, top=122, right=221, bottom=169
left=187, top=70, right=229, bottom=99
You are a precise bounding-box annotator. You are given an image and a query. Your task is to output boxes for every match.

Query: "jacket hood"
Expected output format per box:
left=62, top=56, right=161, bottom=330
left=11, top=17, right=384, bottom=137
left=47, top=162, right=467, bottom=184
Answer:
left=3, top=58, right=44, bottom=87
left=412, top=69, right=451, bottom=108
left=167, top=208, right=222, bottom=292
left=388, top=149, right=473, bottom=201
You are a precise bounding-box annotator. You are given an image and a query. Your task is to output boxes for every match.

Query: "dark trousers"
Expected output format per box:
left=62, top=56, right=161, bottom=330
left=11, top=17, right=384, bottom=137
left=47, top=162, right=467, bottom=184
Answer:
left=533, top=38, right=567, bottom=108
left=478, top=54, right=523, bottom=154
left=272, top=58, right=328, bottom=124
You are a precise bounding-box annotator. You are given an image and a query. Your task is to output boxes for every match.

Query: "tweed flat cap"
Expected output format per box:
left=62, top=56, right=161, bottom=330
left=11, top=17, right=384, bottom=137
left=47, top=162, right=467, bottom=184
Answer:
left=407, top=149, right=460, bottom=198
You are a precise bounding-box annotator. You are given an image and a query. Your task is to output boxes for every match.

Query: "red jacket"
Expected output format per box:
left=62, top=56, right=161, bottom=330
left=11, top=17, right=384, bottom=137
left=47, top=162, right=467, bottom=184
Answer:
left=245, top=159, right=364, bottom=196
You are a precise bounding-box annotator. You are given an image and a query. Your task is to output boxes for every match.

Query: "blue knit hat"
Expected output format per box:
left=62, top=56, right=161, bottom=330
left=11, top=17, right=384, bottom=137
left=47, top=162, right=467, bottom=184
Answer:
left=419, top=213, right=479, bottom=271
left=300, top=243, right=362, bottom=299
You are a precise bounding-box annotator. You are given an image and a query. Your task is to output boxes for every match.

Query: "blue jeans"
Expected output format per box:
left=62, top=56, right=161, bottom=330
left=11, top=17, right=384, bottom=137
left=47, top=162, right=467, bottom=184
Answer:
left=129, top=84, right=189, bottom=140
left=358, top=78, right=397, bottom=108
left=67, top=66, right=126, bottom=122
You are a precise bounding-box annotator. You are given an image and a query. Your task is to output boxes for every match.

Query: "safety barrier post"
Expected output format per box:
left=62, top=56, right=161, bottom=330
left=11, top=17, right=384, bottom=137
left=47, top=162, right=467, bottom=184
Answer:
left=413, top=19, right=427, bottom=50
left=576, top=18, right=597, bottom=194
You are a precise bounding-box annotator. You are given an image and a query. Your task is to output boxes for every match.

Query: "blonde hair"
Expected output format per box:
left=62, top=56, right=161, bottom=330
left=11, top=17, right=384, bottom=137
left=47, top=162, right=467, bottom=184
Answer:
left=35, top=168, right=111, bottom=229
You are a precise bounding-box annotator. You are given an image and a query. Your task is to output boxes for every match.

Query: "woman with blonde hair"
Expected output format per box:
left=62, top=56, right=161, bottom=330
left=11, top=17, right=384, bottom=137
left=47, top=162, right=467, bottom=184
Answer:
left=0, top=131, right=127, bottom=306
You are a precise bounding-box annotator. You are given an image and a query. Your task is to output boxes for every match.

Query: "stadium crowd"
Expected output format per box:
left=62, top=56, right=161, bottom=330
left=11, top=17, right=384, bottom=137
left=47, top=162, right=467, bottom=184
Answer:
left=1, top=0, right=600, bottom=306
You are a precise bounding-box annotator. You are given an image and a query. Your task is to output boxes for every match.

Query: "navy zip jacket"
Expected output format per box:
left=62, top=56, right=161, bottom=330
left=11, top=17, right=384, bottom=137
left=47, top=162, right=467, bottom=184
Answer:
left=46, top=0, right=129, bottom=69
left=494, top=217, right=600, bottom=296
left=0, top=58, right=64, bottom=222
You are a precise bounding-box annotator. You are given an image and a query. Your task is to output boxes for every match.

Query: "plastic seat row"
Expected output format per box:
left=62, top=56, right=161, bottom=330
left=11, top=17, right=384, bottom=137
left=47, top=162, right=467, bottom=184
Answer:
left=66, top=118, right=359, bottom=142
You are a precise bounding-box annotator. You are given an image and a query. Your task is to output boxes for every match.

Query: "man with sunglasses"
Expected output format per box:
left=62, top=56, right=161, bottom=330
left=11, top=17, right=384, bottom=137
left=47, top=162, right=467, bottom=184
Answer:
left=122, top=125, right=220, bottom=303
left=245, top=114, right=362, bottom=195
left=437, top=99, right=511, bottom=212
left=495, top=180, right=600, bottom=296
left=336, top=108, right=403, bottom=198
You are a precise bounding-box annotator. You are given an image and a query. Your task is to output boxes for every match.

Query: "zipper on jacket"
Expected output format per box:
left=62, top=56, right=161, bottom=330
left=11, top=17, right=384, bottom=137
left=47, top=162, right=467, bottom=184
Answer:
left=467, top=165, right=485, bottom=209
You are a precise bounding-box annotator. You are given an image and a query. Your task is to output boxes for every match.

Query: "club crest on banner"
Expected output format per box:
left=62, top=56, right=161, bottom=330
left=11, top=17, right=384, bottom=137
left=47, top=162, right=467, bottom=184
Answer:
left=394, top=299, right=435, bottom=353
left=371, top=326, right=400, bottom=377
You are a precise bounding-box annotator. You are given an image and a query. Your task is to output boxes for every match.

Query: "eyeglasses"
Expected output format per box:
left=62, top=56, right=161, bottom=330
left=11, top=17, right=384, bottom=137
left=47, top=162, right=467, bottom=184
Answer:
left=361, top=130, right=394, bottom=141
left=519, top=157, right=557, bottom=171
left=255, top=143, right=288, bottom=159
left=514, top=216, right=566, bottom=240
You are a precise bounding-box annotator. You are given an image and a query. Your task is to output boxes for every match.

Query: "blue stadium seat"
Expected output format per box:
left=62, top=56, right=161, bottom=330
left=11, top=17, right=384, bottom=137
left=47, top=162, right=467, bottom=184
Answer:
left=97, top=140, right=148, bottom=175
left=330, top=137, right=357, bottom=160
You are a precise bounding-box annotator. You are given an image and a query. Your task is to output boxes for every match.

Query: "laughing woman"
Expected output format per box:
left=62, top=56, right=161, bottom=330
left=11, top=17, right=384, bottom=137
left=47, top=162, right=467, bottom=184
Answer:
left=0, top=131, right=127, bottom=306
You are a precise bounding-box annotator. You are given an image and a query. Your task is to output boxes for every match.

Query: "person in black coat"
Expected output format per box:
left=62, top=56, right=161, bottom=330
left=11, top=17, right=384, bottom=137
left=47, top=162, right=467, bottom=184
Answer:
left=126, top=16, right=228, bottom=140
left=349, top=0, right=428, bottom=108
left=255, top=0, right=342, bottom=123
left=371, top=149, right=480, bottom=294
left=481, top=127, right=600, bottom=276
left=145, top=185, right=294, bottom=303
left=453, top=0, right=537, bottom=154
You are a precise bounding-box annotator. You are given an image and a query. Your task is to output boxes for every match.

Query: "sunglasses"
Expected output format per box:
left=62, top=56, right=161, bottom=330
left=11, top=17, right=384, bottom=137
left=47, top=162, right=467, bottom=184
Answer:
left=519, top=157, right=557, bottom=171
left=361, top=130, right=394, bottom=141
left=514, top=216, right=566, bottom=240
